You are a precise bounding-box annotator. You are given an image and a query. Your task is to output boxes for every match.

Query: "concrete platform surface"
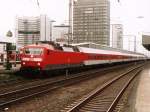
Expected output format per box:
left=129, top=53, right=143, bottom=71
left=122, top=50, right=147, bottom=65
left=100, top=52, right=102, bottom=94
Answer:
left=135, top=64, right=150, bottom=112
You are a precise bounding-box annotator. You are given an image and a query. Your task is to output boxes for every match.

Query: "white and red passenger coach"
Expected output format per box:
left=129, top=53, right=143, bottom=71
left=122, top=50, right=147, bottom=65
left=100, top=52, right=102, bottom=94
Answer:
left=20, top=42, right=146, bottom=72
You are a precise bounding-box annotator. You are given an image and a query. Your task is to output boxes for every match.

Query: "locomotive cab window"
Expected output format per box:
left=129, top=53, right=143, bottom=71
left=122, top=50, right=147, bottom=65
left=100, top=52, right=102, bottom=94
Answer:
left=24, top=48, right=43, bottom=55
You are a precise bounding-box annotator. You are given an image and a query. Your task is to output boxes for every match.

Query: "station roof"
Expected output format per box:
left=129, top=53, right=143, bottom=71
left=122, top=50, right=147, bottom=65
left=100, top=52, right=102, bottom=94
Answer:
left=142, top=34, right=150, bottom=50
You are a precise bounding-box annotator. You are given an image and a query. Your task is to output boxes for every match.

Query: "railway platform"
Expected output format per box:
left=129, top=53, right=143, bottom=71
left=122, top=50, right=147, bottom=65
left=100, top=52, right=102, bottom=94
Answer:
left=134, top=63, right=150, bottom=112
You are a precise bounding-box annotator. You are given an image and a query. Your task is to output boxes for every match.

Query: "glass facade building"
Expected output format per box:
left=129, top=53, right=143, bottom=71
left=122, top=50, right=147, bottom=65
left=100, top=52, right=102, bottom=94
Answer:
left=73, top=0, right=110, bottom=46
left=110, top=24, right=123, bottom=49
left=16, top=15, right=50, bottom=47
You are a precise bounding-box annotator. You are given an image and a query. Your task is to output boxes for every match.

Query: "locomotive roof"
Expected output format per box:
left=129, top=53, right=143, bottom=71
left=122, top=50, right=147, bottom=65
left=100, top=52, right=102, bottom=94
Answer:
left=23, top=43, right=55, bottom=50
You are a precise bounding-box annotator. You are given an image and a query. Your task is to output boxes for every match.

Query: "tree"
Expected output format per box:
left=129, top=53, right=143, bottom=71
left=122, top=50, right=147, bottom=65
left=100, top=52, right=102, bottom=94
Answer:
left=6, top=30, right=13, bottom=37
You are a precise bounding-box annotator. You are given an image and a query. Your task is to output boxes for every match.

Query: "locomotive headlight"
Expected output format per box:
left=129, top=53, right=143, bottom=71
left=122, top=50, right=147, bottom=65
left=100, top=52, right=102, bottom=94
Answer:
left=23, top=62, right=25, bottom=65
left=37, top=63, right=40, bottom=66
left=33, top=58, right=42, bottom=62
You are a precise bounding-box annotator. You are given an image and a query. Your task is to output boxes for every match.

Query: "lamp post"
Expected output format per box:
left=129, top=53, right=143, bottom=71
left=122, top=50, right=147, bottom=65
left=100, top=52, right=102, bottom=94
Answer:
left=68, top=0, right=73, bottom=44
left=50, top=20, right=56, bottom=41
left=134, top=35, right=136, bottom=52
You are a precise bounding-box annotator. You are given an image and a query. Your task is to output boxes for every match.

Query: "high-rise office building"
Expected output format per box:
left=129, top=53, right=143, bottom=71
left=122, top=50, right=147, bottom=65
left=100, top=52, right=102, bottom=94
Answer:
left=16, top=15, right=51, bottom=47
left=73, top=0, right=110, bottom=45
left=110, top=24, right=123, bottom=49
left=53, top=24, right=69, bottom=44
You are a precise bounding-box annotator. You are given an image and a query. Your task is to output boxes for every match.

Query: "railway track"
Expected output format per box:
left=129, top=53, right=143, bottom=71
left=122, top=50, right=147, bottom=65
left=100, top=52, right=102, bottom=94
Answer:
left=0, top=62, right=144, bottom=110
left=0, top=65, right=118, bottom=95
left=0, top=62, right=142, bottom=93
left=61, top=64, right=143, bottom=112
left=0, top=78, right=45, bottom=94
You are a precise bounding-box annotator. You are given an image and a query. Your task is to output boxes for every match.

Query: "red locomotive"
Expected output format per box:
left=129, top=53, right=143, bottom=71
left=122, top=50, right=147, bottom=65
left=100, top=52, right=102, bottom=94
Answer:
left=20, top=41, right=146, bottom=74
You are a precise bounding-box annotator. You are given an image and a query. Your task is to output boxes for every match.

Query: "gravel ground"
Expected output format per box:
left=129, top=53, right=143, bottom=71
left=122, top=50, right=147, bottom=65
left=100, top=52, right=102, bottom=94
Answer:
left=4, top=65, right=134, bottom=112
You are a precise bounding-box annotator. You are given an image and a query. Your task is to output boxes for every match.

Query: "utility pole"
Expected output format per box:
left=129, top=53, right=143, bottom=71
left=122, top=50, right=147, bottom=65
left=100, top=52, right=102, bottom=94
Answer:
left=68, top=0, right=73, bottom=44
left=36, top=0, right=40, bottom=9
left=134, top=35, right=136, bottom=52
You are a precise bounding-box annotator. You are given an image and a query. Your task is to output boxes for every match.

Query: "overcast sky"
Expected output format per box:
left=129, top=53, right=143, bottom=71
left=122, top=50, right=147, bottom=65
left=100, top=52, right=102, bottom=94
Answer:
left=0, top=0, right=69, bottom=36
left=0, top=0, right=150, bottom=52
left=111, top=0, right=150, bottom=34
left=0, top=0, right=150, bottom=35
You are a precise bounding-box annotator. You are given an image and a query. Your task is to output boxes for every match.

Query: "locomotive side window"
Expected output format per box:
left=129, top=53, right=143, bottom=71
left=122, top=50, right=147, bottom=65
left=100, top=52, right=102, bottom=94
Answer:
left=24, top=48, right=43, bottom=55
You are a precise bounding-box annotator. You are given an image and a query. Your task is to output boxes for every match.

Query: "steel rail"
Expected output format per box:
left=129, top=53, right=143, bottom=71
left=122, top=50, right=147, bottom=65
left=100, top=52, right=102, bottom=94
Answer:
left=0, top=63, right=132, bottom=92
left=106, top=69, right=141, bottom=112
left=0, top=62, right=134, bottom=95
left=0, top=63, right=144, bottom=109
left=0, top=63, right=128, bottom=94
left=65, top=65, right=143, bottom=112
